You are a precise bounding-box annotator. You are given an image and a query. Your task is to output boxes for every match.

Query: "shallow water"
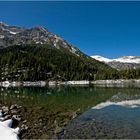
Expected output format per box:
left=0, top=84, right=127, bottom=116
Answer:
left=0, top=86, right=140, bottom=138
left=61, top=86, right=140, bottom=139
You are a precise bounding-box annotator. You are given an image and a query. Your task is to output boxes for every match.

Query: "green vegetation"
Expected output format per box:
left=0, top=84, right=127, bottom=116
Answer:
left=0, top=44, right=116, bottom=81
left=119, top=68, right=140, bottom=79
left=0, top=44, right=139, bottom=81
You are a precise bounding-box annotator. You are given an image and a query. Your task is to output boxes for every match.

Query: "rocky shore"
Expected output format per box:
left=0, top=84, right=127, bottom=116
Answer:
left=91, top=79, right=140, bottom=87
left=0, top=103, right=81, bottom=139
left=0, top=104, right=28, bottom=139
left=0, top=80, right=90, bottom=87
left=1, top=79, right=140, bottom=87
left=0, top=81, right=46, bottom=87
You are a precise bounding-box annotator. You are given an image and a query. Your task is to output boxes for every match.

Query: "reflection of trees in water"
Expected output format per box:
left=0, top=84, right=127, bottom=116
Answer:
left=0, top=86, right=139, bottom=112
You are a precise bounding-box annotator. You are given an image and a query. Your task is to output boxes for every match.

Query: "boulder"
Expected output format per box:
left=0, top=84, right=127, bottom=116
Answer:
left=12, top=115, right=21, bottom=122
left=2, top=106, right=9, bottom=113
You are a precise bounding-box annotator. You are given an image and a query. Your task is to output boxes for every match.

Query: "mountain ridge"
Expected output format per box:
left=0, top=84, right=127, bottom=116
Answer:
left=91, top=55, right=140, bottom=70
left=0, top=22, right=81, bottom=56
left=91, top=55, right=140, bottom=64
left=0, top=22, right=116, bottom=81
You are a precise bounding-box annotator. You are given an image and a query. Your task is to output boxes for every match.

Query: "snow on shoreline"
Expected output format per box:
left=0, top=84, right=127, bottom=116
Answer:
left=49, top=80, right=90, bottom=86
left=91, top=79, right=140, bottom=85
left=92, top=99, right=140, bottom=110
left=0, top=79, right=140, bottom=87
left=0, top=110, right=20, bottom=140
left=0, top=81, right=46, bottom=87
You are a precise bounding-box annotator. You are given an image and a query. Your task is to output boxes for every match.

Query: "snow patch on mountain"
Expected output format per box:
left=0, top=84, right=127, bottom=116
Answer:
left=91, top=55, right=140, bottom=64
left=0, top=22, right=80, bottom=56
left=91, top=55, right=112, bottom=63
left=113, top=56, right=140, bottom=64
left=0, top=23, right=19, bottom=35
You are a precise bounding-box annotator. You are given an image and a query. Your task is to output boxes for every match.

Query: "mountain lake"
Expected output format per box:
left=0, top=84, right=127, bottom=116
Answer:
left=0, top=85, right=140, bottom=139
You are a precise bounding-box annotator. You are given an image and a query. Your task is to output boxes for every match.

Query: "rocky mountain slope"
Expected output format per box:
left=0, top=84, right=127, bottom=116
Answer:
left=0, top=22, right=116, bottom=81
left=0, top=22, right=80, bottom=55
left=91, top=55, right=140, bottom=70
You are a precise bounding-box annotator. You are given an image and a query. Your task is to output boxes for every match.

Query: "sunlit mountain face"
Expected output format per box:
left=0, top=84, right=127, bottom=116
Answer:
left=0, top=22, right=115, bottom=81
left=91, top=55, right=140, bottom=70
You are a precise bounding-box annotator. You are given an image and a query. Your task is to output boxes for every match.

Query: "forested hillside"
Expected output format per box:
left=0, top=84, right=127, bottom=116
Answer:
left=0, top=44, right=117, bottom=81
left=0, top=22, right=139, bottom=81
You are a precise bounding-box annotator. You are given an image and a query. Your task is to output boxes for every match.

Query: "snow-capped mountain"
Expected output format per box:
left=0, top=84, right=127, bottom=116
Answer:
left=0, top=22, right=24, bottom=35
left=91, top=55, right=112, bottom=63
left=113, top=56, right=140, bottom=64
left=0, top=22, right=79, bottom=55
left=91, top=55, right=140, bottom=64
left=91, top=55, right=140, bottom=70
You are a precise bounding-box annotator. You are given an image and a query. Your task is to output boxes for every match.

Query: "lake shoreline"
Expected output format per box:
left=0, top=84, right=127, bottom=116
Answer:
left=0, top=86, right=140, bottom=139
left=0, top=104, right=27, bottom=140
left=0, top=79, right=140, bottom=87
left=0, top=103, right=81, bottom=139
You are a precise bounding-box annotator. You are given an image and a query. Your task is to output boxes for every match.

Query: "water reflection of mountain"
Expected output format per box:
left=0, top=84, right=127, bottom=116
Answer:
left=61, top=87, right=140, bottom=139
left=0, top=86, right=139, bottom=112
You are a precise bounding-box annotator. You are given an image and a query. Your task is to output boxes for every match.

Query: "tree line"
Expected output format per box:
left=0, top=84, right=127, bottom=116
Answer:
left=0, top=44, right=139, bottom=81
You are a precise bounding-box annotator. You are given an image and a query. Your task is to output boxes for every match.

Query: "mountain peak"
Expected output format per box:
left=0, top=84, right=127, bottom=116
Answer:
left=0, top=22, right=79, bottom=55
left=91, top=55, right=140, bottom=70
left=118, top=56, right=140, bottom=60
left=91, top=55, right=112, bottom=63
left=92, top=55, right=140, bottom=64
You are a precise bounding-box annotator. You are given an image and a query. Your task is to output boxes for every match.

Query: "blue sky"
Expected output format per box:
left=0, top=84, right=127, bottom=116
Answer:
left=0, top=1, right=140, bottom=58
